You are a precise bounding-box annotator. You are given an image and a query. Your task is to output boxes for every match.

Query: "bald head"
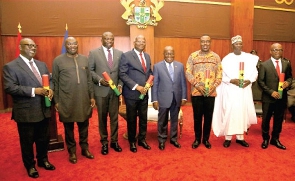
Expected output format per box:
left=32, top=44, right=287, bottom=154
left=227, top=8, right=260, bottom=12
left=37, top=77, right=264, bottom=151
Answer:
left=134, top=35, right=146, bottom=52
left=65, top=36, right=78, bottom=55
left=164, top=46, right=174, bottom=63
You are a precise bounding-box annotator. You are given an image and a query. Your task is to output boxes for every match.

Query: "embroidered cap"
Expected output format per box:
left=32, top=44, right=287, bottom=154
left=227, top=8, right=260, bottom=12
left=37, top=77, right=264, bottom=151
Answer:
left=231, top=35, right=242, bottom=44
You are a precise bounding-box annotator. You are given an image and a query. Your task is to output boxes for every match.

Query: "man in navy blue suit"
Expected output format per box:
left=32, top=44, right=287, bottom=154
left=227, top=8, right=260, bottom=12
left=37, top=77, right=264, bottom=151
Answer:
left=119, top=35, right=153, bottom=153
left=3, top=38, right=55, bottom=178
left=152, top=46, right=187, bottom=150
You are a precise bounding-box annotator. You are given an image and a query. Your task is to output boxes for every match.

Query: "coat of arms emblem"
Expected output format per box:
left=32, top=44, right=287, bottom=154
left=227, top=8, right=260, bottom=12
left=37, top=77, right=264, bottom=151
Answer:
left=121, top=0, right=164, bottom=28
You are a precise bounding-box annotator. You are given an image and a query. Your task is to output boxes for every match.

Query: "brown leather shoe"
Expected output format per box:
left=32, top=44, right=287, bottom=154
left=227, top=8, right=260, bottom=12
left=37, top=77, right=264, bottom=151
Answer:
left=69, top=153, right=77, bottom=164
left=82, top=149, right=94, bottom=159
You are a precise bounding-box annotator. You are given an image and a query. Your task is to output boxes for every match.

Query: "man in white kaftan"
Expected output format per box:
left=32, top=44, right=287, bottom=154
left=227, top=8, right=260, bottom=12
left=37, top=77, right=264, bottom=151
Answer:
left=212, top=35, right=258, bottom=148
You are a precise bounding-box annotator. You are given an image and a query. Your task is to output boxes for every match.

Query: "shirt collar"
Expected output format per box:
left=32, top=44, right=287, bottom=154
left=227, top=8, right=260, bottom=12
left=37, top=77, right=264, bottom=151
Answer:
left=19, top=54, right=34, bottom=63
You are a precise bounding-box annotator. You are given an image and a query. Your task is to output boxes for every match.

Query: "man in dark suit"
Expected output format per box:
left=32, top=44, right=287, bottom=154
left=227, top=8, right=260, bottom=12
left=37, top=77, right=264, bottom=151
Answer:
left=88, top=32, right=123, bottom=155
left=119, top=35, right=153, bottom=153
left=3, top=38, right=55, bottom=178
left=258, top=43, right=292, bottom=150
left=152, top=46, right=187, bottom=150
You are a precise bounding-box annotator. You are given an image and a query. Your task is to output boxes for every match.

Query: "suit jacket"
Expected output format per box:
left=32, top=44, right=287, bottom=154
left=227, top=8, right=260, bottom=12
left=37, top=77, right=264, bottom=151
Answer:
left=152, top=60, right=187, bottom=108
left=258, top=58, right=292, bottom=103
left=3, top=57, right=52, bottom=122
left=88, top=46, right=123, bottom=97
left=119, top=49, right=153, bottom=100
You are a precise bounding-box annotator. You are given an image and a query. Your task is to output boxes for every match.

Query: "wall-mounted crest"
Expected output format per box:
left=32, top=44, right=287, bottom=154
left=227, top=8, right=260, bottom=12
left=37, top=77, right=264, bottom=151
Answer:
left=121, top=0, right=164, bottom=29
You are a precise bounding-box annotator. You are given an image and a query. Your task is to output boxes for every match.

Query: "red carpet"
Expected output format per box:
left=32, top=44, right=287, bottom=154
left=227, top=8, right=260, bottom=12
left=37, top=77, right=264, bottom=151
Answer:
left=1, top=105, right=295, bottom=181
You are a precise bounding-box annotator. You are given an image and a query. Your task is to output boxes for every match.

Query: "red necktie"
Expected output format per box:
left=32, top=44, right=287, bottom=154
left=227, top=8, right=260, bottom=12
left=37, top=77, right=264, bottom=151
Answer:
left=275, top=60, right=280, bottom=76
left=29, top=61, right=42, bottom=84
left=139, top=53, right=146, bottom=72
left=107, top=49, right=113, bottom=68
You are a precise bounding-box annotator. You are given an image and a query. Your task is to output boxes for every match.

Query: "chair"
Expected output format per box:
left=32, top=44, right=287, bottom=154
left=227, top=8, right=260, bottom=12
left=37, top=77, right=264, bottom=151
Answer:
left=252, top=81, right=263, bottom=117
left=119, top=89, right=183, bottom=139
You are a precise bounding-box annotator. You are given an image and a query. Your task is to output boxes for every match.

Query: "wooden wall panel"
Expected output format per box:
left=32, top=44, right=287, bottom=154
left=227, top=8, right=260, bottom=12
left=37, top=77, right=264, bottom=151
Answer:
left=230, top=0, right=254, bottom=52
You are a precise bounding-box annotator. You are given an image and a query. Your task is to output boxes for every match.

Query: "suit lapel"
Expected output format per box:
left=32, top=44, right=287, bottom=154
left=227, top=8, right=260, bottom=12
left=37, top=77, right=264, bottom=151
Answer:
left=98, top=47, right=111, bottom=70
left=17, top=58, right=42, bottom=85
left=113, top=49, right=120, bottom=69
left=161, top=60, right=173, bottom=82
left=281, top=60, right=288, bottom=74
left=131, top=50, right=145, bottom=73
left=266, top=59, right=278, bottom=78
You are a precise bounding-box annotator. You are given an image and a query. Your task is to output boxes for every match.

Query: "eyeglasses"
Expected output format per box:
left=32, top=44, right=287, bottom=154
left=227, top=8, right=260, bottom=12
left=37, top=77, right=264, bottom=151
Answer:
left=66, top=42, right=78, bottom=46
left=21, top=44, right=38, bottom=48
left=164, top=53, right=174, bottom=56
left=271, top=49, right=283, bottom=52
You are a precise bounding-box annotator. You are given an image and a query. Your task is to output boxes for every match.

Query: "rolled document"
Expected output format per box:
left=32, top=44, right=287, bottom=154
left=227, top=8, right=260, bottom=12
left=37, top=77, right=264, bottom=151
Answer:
left=205, top=70, right=210, bottom=96
left=42, top=74, right=51, bottom=107
left=278, top=73, right=285, bottom=99
left=139, top=75, right=154, bottom=100
left=239, top=62, right=244, bottom=88
left=102, top=72, right=121, bottom=96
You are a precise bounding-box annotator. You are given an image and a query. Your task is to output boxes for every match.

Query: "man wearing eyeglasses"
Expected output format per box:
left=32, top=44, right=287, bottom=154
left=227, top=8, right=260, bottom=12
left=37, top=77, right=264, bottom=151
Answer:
left=3, top=38, right=55, bottom=178
left=257, top=43, right=292, bottom=150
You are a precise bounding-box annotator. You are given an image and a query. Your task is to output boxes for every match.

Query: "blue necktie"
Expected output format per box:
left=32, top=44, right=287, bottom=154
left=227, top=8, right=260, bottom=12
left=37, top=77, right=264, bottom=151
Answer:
left=168, top=63, right=174, bottom=81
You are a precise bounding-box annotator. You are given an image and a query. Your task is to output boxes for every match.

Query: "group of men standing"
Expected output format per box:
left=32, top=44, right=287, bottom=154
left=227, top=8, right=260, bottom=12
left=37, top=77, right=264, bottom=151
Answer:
left=2, top=33, right=292, bottom=179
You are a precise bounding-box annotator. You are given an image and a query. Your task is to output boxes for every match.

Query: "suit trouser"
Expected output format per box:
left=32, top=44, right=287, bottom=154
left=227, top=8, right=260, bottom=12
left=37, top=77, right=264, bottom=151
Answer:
left=63, top=120, right=89, bottom=154
left=191, top=96, right=215, bottom=142
left=96, top=90, right=119, bottom=145
left=17, top=118, right=50, bottom=169
left=158, top=94, right=180, bottom=143
left=262, top=99, right=286, bottom=140
left=125, top=97, right=148, bottom=143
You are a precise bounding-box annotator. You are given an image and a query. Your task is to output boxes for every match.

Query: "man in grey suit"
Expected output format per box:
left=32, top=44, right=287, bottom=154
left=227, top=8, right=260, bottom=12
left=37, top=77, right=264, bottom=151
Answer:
left=152, top=46, right=187, bottom=150
left=119, top=35, right=153, bottom=153
left=3, top=38, right=55, bottom=178
left=258, top=43, right=292, bottom=150
left=88, top=32, right=123, bottom=155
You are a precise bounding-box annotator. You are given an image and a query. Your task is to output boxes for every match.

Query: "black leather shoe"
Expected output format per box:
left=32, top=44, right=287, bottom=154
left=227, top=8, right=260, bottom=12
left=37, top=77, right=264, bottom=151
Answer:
left=69, top=153, right=77, bottom=164
left=202, top=140, right=212, bottom=149
left=110, top=142, right=122, bottom=152
left=138, top=141, right=151, bottom=150
left=261, top=140, right=269, bottom=149
left=159, top=142, right=165, bottom=150
left=82, top=149, right=94, bottom=159
left=101, top=144, right=108, bottom=155
left=223, top=140, right=231, bottom=148
left=170, top=140, right=181, bottom=148
left=192, top=140, right=200, bottom=149
left=236, top=140, right=249, bottom=147
left=130, top=142, right=137, bottom=153
left=27, top=167, right=39, bottom=178
left=270, top=139, right=286, bottom=150
left=37, top=161, right=55, bottom=170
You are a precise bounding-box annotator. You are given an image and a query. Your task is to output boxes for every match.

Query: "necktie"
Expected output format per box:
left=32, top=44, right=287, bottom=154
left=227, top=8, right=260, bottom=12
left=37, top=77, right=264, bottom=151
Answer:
left=139, top=53, right=146, bottom=72
left=275, top=60, right=280, bottom=76
left=29, top=61, right=42, bottom=84
left=107, top=49, right=113, bottom=68
left=168, top=63, right=174, bottom=81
